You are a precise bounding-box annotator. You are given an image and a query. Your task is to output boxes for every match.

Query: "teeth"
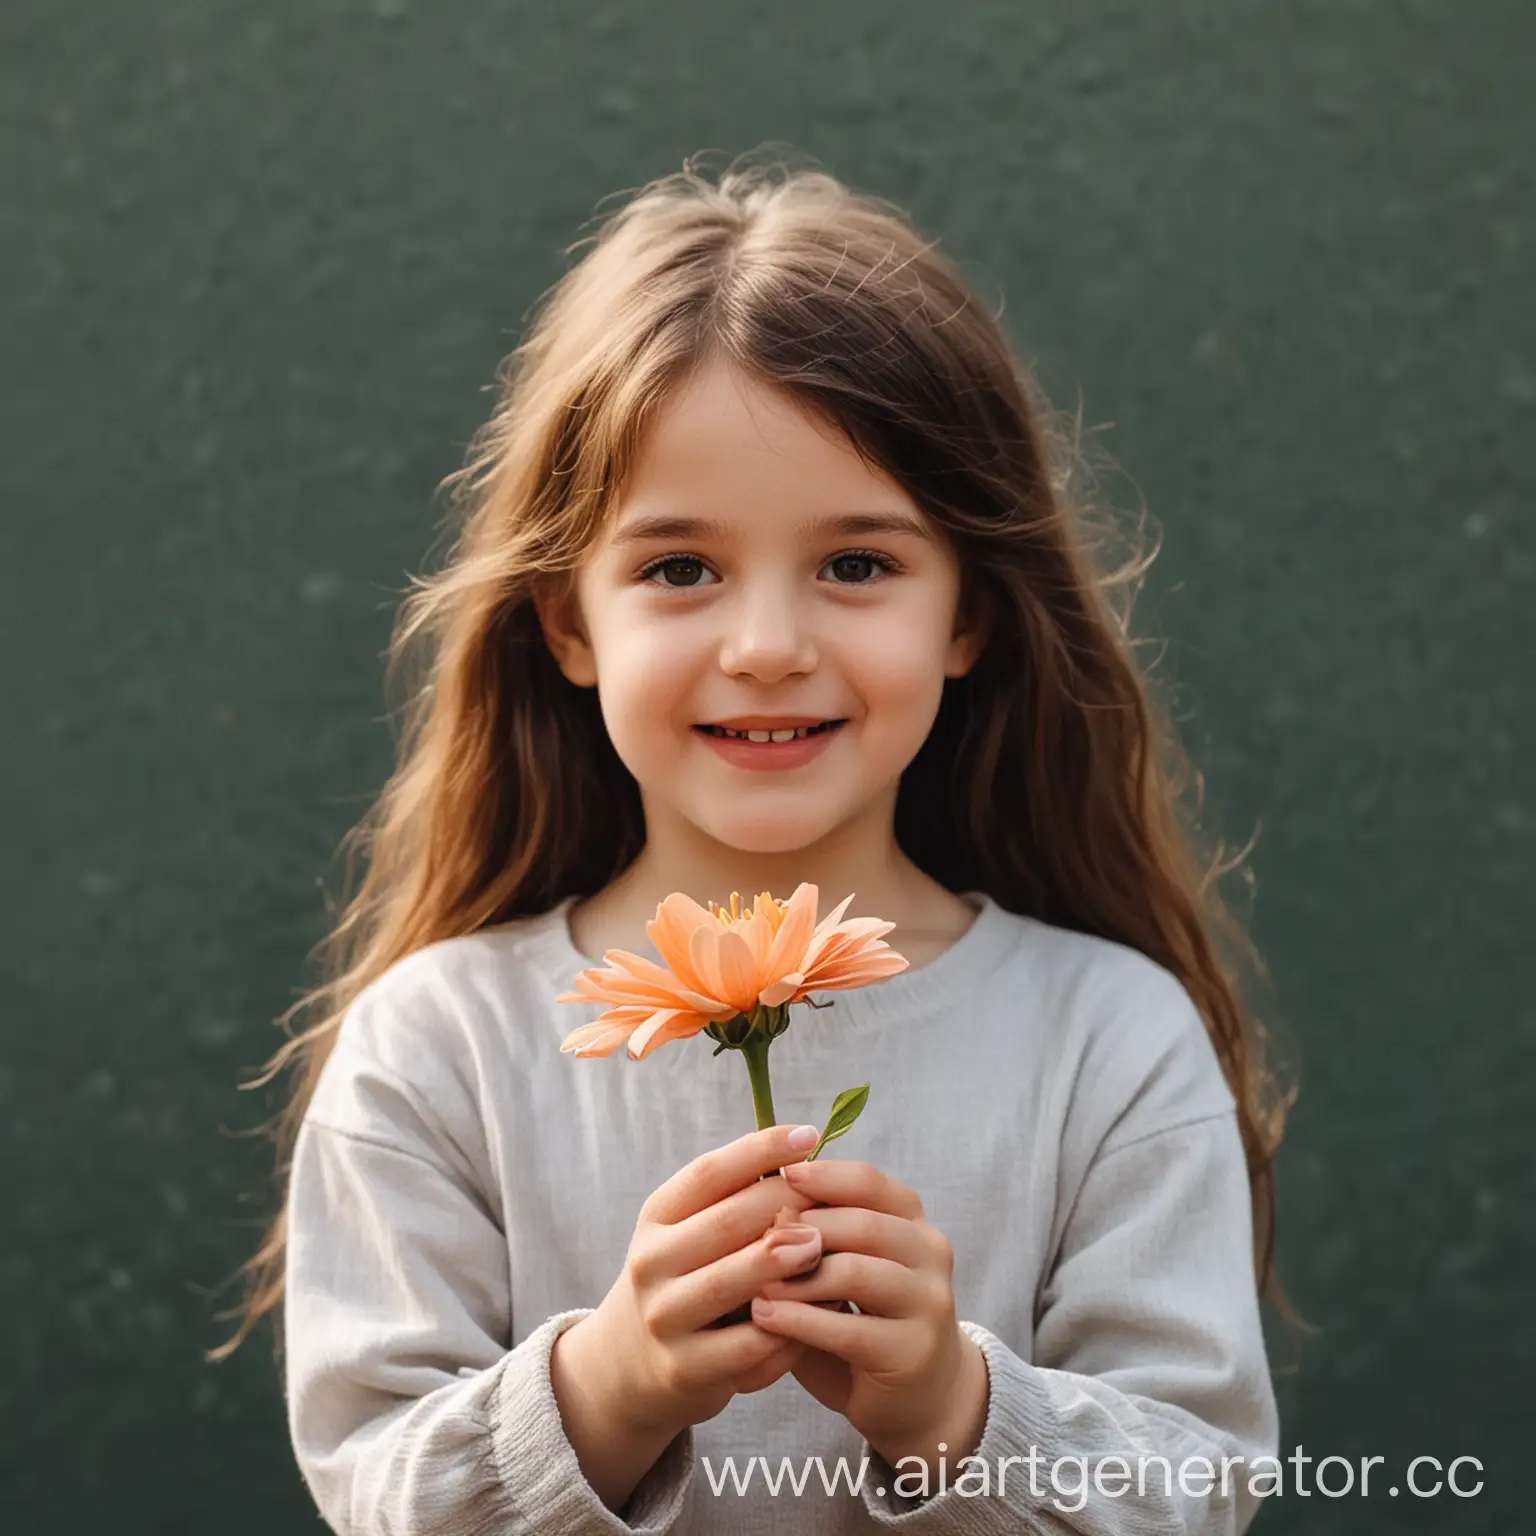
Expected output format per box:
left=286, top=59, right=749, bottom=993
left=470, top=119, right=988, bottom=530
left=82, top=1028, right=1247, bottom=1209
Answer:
left=706, top=723, right=828, bottom=741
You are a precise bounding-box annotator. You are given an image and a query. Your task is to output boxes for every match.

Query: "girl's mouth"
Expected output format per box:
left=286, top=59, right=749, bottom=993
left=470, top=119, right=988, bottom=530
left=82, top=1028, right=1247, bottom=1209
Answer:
left=692, top=719, right=848, bottom=771
left=694, top=720, right=845, bottom=742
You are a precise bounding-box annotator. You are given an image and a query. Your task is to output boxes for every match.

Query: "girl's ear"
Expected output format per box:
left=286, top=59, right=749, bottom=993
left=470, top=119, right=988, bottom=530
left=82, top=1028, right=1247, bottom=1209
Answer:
left=532, top=576, right=599, bottom=688
left=944, top=585, right=993, bottom=679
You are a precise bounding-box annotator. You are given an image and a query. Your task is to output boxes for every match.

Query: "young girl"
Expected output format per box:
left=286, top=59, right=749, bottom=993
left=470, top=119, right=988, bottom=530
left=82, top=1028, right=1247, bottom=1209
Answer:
left=211, top=152, right=1299, bottom=1534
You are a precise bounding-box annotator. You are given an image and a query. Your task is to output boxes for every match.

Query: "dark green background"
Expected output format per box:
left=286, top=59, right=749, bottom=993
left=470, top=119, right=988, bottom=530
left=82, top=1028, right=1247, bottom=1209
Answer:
left=4, top=2, right=1531, bottom=1530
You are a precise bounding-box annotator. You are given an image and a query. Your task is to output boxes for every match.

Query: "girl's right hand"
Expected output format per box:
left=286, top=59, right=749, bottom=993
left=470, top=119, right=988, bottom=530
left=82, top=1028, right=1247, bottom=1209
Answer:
left=573, top=1123, right=827, bottom=1440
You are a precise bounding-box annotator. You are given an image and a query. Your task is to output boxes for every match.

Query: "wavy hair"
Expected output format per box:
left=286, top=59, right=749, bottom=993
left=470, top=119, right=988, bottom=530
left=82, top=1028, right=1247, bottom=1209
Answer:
left=207, top=148, right=1304, bottom=1367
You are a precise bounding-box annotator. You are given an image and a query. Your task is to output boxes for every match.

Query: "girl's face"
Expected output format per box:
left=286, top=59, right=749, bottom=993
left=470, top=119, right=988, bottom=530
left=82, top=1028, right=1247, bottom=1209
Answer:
left=538, top=357, right=985, bottom=857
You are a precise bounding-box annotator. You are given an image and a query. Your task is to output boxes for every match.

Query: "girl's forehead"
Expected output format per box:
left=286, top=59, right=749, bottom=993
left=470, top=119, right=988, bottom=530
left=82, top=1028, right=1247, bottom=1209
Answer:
left=617, top=367, right=904, bottom=519
left=638, top=359, right=848, bottom=466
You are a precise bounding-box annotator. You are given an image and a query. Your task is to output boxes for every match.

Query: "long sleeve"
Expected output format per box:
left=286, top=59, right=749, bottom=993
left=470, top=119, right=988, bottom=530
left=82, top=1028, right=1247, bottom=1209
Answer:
left=283, top=1040, right=699, bottom=1535
left=855, top=1108, right=1279, bottom=1534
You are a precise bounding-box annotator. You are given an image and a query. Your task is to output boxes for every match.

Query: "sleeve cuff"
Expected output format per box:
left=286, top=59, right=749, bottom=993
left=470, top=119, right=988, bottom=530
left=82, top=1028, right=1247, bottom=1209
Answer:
left=489, top=1307, right=697, bottom=1533
left=858, top=1320, right=1057, bottom=1530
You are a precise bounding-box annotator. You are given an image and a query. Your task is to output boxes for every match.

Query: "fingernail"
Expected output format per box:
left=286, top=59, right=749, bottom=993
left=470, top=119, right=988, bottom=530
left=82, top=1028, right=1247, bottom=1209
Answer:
left=767, top=1223, right=820, bottom=1249
left=787, top=1125, right=819, bottom=1150
left=778, top=1243, right=821, bottom=1273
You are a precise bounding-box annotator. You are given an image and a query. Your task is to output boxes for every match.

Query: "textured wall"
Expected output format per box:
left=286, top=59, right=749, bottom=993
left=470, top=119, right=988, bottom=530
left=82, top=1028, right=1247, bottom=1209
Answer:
left=3, top=1, right=1531, bottom=1530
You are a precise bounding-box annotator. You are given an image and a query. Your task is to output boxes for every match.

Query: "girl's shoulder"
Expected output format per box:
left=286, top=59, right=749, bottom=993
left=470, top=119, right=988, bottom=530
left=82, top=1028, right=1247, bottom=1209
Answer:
left=353, top=905, right=568, bottom=1016
left=994, top=910, right=1237, bottom=1146
left=315, top=905, right=572, bottom=1121
left=999, top=907, right=1202, bottom=1040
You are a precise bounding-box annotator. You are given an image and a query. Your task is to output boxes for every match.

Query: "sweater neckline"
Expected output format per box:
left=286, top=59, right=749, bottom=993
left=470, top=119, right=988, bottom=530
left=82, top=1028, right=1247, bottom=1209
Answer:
left=530, top=887, right=1026, bottom=1033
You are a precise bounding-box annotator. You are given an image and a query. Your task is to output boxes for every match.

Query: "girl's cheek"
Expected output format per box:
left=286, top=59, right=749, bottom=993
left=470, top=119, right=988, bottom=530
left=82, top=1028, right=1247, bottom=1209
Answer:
left=856, top=635, right=947, bottom=704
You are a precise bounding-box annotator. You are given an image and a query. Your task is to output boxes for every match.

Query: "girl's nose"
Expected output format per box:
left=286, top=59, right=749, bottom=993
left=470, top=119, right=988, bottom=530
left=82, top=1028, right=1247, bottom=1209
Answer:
left=717, top=593, right=818, bottom=679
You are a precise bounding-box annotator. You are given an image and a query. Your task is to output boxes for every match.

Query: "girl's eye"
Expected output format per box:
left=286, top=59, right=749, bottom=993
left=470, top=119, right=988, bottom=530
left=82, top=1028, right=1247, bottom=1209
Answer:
left=636, top=549, right=901, bottom=589
left=637, top=555, right=714, bottom=589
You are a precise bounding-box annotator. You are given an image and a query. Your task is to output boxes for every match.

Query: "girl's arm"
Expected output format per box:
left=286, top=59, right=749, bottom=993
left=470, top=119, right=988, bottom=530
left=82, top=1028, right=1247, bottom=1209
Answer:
left=283, top=1033, right=695, bottom=1534
left=856, top=1003, right=1280, bottom=1532
left=550, top=1316, right=694, bottom=1513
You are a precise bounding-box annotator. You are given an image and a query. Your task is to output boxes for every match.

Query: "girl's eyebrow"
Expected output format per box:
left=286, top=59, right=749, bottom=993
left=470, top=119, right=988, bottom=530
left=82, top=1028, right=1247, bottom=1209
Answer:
left=610, top=510, right=935, bottom=547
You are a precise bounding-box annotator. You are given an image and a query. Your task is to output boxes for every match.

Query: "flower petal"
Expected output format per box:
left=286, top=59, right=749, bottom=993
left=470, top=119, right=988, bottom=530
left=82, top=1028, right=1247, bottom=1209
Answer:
left=598, top=949, right=692, bottom=992
left=591, top=950, right=733, bottom=1014
left=740, top=901, right=776, bottom=974
left=560, top=1020, right=636, bottom=1056
left=803, top=932, right=883, bottom=976
left=806, top=949, right=910, bottom=992
left=688, top=921, right=728, bottom=1004
left=559, top=969, right=625, bottom=1000
left=762, top=882, right=819, bottom=980
left=648, top=893, right=717, bottom=994
left=558, top=968, right=682, bottom=1009
left=804, top=939, right=900, bottom=985
left=713, top=927, right=762, bottom=1012
left=803, top=915, right=895, bottom=972
left=752, top=889, right=782, bottom=934
left=627, top=1008, right=709, bottom=1059
left=758, top=971, right=803, bottom=1008
left=811, top=890, right=857, bottom=942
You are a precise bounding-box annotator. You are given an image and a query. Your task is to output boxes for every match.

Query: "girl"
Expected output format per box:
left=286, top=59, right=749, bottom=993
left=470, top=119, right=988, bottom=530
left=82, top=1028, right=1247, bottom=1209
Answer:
left=211, top=152, right=1299, bottom=1534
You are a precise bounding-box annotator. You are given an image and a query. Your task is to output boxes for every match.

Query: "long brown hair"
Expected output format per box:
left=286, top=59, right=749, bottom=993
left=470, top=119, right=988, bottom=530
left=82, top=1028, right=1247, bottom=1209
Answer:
left=207, top=148, right=1304, bottom=1368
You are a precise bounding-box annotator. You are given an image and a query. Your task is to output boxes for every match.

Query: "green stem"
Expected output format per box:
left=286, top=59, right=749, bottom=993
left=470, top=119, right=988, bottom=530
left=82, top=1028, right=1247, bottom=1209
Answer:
left=738, top=1026, right=777, bottom=1131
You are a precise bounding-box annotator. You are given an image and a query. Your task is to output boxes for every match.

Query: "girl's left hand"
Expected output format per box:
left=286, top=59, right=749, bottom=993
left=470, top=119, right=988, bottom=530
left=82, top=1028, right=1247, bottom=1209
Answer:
left=750, top=1156, right=990, bottom=1472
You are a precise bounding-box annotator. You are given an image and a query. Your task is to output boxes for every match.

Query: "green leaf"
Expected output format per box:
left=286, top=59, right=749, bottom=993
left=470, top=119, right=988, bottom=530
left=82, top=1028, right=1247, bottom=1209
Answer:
left=807, top=1084, right=870, bottom=1161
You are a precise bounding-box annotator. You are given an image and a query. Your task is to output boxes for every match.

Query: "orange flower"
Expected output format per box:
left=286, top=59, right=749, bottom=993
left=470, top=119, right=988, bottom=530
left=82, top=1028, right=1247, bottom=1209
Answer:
left=557, top=882, right=909, bottom=1060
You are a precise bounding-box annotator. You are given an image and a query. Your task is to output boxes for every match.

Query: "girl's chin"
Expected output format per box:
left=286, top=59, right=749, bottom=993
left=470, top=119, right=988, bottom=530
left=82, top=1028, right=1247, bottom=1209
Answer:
left=696, top=826, right=835, bottom=855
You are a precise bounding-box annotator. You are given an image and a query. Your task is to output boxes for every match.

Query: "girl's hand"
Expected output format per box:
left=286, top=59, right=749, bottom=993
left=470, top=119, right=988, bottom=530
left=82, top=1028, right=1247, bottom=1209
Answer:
left=749, top=1156, right=990, bottom=1474
left=562, top=1124, right=825, bottom=1442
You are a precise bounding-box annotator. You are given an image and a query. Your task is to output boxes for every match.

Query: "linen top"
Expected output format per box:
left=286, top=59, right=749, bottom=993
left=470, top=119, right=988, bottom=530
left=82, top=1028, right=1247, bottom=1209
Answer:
left=284, top=888, right=1279, bottom=1533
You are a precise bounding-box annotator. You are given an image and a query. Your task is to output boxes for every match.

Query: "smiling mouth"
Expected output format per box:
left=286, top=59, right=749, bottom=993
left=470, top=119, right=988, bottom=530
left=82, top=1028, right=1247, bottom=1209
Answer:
left=694, top=720, right=846, bottom=743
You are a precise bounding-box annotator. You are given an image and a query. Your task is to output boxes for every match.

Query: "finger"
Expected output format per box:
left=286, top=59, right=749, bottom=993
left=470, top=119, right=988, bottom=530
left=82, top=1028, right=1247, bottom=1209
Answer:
left=780, top=1156, right=924, bottom=1220
left=731, top=1336, right=807, bottom=1394
left=651, top=1223, right=824, bottom=1336
left=757, top=1251, right=919, bottom=1318
left=790, top=1205, right=932, bottom=1270
left=672, top=1316, right=799, bottom=1386
left=645, top=1123, right=821, bottom=1226
left=749, top=1295, right=906, bottom=1370
left=660, top=1177, right=818, bottom=1278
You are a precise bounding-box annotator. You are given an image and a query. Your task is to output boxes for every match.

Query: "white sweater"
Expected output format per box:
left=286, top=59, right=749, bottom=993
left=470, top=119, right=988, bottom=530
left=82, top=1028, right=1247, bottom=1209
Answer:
left=284, top=889, right=1279, bottom=1533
